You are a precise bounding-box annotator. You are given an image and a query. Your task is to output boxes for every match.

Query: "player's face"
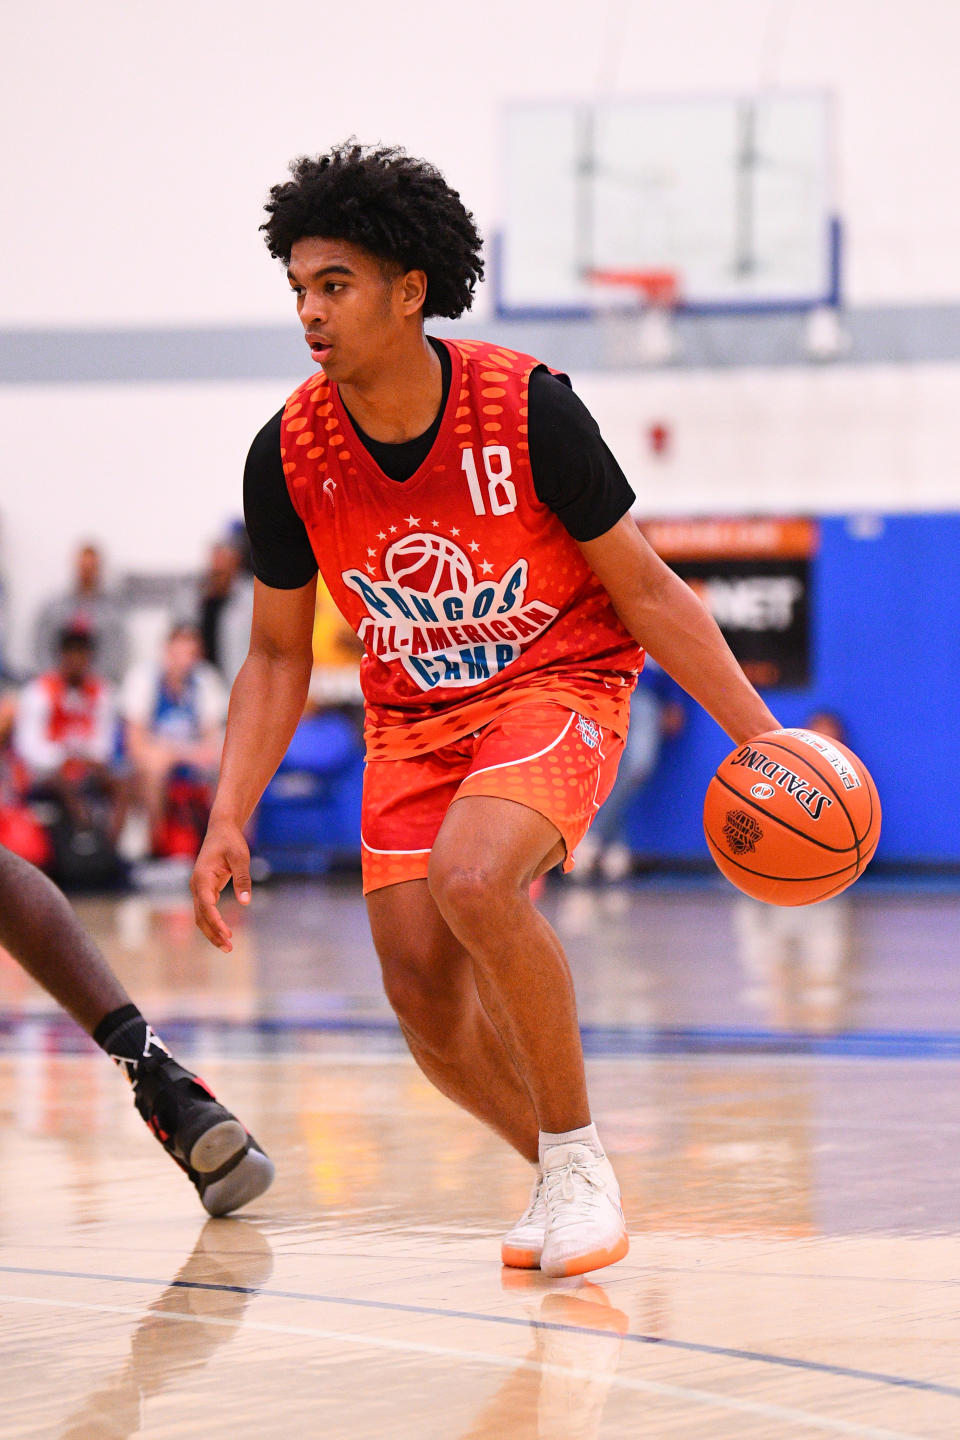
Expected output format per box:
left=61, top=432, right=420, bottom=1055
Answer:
left=165, top=631, right=200, bottom=679
left=286, top=237, right=416, bottom=384
left=76, top=545, right=101, bottom=591
left=60, top=644, right=92, bottom=684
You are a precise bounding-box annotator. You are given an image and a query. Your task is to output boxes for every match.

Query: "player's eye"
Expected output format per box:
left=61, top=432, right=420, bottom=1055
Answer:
left=325, top=281, right=345, bottom=294
left=288, top=284, right=304, bottom=297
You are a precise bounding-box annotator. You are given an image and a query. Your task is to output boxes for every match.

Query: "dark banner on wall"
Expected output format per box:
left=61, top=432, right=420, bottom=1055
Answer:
left=640, top=518, right=819, bottom=690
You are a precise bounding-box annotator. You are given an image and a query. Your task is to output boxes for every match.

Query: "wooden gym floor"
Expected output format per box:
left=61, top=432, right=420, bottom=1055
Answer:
left=1, top=875, right=959, bottom=1438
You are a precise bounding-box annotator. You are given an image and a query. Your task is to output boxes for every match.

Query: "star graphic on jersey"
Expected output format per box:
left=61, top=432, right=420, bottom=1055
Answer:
left=365, top=563, right=376, bottom=575
left=366, top=547, right=377, bottom=557
left=431, top=519, right=440, bottom=528
left=405, top=515, right=420, bottom=528
left=377, top=531, right=387, bottom=541
left=389, top=525, right=398, bottom=534
left=468, top=540, right=480, bottom=553
left=450, top=527, right=460, bottom=537
left=479, top=559, right=495, bottom=576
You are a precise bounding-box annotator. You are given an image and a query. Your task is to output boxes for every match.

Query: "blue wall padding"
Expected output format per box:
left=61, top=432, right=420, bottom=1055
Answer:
left=625, top=513, right=960, bottom=862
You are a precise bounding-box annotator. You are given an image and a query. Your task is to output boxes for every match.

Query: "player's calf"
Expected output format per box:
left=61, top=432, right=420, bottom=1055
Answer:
left=379, top=952, right=473, bottom=1057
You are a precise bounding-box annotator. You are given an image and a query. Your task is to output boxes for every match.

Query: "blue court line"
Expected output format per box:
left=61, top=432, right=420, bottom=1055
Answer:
left=1, top=1263, right=957, bottom=1401
left=4, top=1012, right=960, bottom=1058
left=579, top=1025, right=960, bottom=1059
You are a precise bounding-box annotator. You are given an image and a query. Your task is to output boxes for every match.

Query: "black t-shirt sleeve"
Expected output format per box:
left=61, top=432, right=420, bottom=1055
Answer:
left=243, top=409, right=320, bottom=589
left=527, top=368, right=636, bottom=541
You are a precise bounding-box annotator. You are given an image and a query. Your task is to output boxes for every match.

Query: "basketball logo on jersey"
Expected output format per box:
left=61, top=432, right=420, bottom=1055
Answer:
left=342, top=532, right=559, bottom=691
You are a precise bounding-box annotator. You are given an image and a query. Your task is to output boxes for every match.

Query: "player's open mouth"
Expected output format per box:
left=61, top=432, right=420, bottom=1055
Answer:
left=306, top=336, right=333, bottom=360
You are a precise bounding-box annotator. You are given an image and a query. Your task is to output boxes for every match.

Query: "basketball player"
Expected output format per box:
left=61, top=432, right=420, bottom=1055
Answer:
left=192, top=143, right=778, bottom=1276
left=0, top=842, right=273, bottom=1214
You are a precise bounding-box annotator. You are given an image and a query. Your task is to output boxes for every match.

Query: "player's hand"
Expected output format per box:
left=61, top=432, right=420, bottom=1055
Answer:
left=191, top=820, right=252, bottom=953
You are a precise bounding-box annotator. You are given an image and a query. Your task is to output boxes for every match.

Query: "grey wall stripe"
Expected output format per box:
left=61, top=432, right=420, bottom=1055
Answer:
left=2, top=304, right=960, bottom=383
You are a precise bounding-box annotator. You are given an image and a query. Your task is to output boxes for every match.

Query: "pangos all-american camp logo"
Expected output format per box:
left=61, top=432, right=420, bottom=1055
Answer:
left=342, top=533, right=559, bottom=691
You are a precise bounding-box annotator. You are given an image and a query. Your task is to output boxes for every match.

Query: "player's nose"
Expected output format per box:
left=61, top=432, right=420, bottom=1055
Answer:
left=299, top=290, right=326, bottom=327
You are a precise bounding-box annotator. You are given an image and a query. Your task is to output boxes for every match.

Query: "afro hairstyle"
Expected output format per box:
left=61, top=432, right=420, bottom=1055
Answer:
left=261, top=142, right=484, bottom=320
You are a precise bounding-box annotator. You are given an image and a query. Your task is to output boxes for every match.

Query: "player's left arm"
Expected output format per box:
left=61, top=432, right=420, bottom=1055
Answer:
left=579, top=516, right=779, bottom=745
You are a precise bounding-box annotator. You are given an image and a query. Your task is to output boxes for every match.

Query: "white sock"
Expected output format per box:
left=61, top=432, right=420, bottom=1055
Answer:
left=539, top=1122, right=603, bottom=1164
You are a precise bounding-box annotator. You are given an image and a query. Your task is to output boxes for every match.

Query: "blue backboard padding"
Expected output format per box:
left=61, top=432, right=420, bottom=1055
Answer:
left=626, top=513, right=960, bottom=862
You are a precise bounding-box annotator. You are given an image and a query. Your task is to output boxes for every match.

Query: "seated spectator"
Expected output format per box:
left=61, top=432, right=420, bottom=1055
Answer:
left=121, top=624, right=227, bottom=857
left=197, top=538, right=254, bottom=686
left=33, top=542, right=128, bottom=684
left=14, top=627, right=126, bottom=882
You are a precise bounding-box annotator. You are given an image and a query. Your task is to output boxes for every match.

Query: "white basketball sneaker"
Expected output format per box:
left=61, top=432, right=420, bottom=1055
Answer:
left=501, top=1171, right=547, bottom=1269
left=539, top=1143, right=629, bottom=1278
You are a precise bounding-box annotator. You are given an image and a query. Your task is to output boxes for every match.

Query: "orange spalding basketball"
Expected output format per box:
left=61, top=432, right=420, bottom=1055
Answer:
left=703, top=728, right=881, bottom=906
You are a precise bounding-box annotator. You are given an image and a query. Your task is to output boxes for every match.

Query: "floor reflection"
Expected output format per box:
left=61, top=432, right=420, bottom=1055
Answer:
left=461, top=1276, right=628, bottom=1440
left=733, top=894, right=855, bottom=1031
left=58, top=1220, right=274, bottom=1440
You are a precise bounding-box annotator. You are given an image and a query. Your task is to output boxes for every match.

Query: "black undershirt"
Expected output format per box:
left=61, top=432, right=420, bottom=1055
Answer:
left=244, top=337, right=635, bottom=590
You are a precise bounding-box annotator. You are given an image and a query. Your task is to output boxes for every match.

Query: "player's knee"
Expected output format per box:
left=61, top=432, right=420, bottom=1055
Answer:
left=379, top=952, right=461, bottom=1042
left=428, top=856, right=508, bottom=933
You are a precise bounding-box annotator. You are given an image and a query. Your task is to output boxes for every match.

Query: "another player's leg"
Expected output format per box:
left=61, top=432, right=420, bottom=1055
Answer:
left=0, top=843, right=273, bottom=1214
left=429, top=795, right=628, bottom=1278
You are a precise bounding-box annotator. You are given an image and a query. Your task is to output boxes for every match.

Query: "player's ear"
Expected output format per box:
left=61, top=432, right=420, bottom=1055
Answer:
left=399, top=269, right=428, bottom=317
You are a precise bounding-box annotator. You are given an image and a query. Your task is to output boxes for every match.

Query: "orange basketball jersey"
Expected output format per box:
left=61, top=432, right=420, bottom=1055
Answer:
left=281, top=339, right=642, bottom=759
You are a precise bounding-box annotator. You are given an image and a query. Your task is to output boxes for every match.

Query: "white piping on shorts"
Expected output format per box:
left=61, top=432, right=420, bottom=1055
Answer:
left=360, top=834, right=432, bottom=855
left=464, top=710, right=576, bottom=783
left=591, top=730, right=609, bottom=811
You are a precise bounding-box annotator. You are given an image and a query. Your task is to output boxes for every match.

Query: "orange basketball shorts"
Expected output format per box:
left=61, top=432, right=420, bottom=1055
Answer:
left=360, top=701, right=624, bottom=894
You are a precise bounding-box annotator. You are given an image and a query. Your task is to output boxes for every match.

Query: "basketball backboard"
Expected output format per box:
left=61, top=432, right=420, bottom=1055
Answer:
left=498, top=94, right=838, bottom=317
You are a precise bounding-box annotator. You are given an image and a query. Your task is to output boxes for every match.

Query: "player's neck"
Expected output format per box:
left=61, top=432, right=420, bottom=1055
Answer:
left=337, top=331, right=443, bottom=444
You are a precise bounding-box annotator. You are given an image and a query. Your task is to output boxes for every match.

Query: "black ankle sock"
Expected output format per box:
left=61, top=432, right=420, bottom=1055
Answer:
left=93, top=1003, right=170, bottom=1080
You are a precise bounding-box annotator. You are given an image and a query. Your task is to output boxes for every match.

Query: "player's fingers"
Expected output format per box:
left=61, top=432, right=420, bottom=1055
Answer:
left=226, top=844, right=253, bottom=905
left=198, top=901, right=233, bottom=952
left=191, top=869, right=234, bottom=951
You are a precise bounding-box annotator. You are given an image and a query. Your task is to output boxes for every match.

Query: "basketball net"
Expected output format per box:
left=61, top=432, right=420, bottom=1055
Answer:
left=585, top=268, right=681, bottom=367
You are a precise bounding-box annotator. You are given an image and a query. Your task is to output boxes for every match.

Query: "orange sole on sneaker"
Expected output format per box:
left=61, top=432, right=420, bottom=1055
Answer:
left=500, top=1243, right=542, bottom=1270
left=540, top=1231, right=629, bottom=1279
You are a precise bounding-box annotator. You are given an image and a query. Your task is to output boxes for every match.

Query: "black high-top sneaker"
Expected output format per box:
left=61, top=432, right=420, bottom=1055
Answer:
left=132, top=1054, right=274, bottom=1216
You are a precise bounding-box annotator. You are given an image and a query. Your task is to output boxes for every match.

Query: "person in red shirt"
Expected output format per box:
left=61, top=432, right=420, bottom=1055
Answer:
left=192, top=143, right=778, bottom=1277
left=15, top=626, right=126, bottom=847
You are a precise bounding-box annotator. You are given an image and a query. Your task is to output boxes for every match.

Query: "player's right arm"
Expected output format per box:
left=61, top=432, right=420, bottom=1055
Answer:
left=191, top=575, right=317, bottom=951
